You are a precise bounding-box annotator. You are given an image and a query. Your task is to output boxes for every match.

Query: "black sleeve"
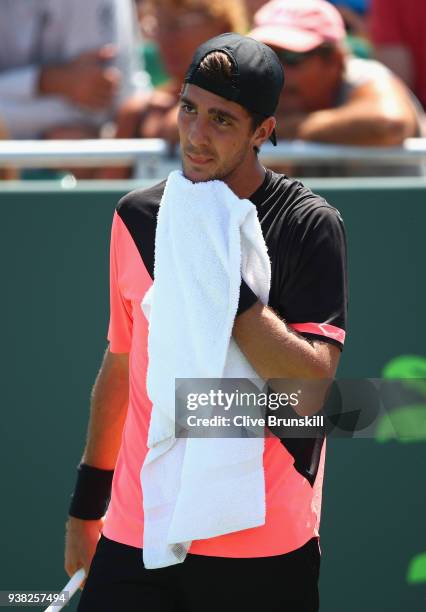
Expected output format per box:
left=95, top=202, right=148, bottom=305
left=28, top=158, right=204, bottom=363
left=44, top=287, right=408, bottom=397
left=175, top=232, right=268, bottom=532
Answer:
left=236, top=278, right=259, bottom=317
left=278, top=205, right=348, bottom=350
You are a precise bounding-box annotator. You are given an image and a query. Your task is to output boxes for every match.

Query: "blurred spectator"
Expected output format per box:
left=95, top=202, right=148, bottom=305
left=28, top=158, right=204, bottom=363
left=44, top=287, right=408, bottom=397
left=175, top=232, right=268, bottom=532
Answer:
left=370, top=0, right=426, bottom=111
left=140, top=0, right=247, bottom=85
left=250, top=0, right=422, bottom=148
left=100, top=0, right=248, bottom=177
left=0, top=0, right=150, bottom=141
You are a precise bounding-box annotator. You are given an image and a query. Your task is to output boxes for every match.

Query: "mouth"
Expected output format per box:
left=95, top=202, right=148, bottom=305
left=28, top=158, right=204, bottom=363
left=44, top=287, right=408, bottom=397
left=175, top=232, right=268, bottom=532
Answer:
left=185, top=152, right=214, bottom=166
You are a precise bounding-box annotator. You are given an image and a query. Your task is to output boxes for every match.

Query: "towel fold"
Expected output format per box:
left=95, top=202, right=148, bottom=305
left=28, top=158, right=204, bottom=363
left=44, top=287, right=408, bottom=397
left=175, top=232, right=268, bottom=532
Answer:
left=140, top=170, right=271, bottom=569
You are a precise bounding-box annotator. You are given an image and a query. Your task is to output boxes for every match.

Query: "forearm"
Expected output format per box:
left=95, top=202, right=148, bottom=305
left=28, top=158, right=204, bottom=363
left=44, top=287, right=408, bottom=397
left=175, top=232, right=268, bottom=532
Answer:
left=233, top=303, right=340, bottom=417
left=81, top=346, right=129, bottom=470
left=285, top=105, right=412, bottom=146
left=233, top=302, right=332, bottom=380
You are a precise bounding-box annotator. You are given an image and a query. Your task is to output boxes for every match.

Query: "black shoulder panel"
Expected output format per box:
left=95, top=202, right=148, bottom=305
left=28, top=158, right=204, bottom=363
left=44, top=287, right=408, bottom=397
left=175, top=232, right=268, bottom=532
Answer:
left=116, top=180, right=166, bottom=279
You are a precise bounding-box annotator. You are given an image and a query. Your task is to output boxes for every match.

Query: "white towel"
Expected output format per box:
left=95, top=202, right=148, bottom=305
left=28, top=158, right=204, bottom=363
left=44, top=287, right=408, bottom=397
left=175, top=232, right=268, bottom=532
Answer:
left=140, top=170, right=271, bottom=569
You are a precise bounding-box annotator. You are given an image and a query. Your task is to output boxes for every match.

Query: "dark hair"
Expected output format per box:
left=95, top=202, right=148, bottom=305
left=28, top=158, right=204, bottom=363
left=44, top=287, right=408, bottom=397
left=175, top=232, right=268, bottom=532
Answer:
left=197, top=51, right=267, bottom=154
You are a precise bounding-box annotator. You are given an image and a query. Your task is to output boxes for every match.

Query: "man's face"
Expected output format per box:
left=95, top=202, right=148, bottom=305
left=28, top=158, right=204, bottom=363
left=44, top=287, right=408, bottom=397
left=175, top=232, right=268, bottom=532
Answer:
left=177, top=84, right=257, bottom=184
left=272, top=47, right=342, bottom=113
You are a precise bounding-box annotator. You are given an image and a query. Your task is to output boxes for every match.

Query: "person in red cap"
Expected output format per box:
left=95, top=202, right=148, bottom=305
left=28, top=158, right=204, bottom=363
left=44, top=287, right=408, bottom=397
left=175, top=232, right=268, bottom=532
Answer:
left=249, top=0, right=422, bottom=149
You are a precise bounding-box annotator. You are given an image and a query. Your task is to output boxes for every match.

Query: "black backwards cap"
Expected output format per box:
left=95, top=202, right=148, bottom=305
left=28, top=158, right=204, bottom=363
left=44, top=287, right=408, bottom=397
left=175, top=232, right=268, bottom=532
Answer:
left=184, top=33, right=285, bottom=145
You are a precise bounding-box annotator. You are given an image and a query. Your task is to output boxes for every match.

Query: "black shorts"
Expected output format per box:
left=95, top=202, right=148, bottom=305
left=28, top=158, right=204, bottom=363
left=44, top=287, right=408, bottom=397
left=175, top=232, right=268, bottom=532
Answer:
left=77, top=534, right=320, bottom=612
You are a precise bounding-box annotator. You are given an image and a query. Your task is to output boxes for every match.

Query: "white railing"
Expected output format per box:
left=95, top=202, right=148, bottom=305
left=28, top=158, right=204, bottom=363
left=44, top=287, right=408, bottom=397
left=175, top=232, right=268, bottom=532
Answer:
left=0, top=138, right=167, bottom=166
left=260, top=138, right=426, bottom=166
left=0, top=138, right=425, bottom=178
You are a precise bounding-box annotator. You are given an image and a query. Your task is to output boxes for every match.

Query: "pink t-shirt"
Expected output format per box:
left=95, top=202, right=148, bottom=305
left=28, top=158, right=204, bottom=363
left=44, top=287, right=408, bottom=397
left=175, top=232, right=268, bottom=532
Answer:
left=102, top=211, right=328, bottom=556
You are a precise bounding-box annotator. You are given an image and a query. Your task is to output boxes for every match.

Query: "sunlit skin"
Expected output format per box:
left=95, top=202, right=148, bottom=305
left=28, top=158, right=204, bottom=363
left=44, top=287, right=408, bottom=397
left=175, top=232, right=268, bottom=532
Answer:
left=177, top=84, right=276, bottom=198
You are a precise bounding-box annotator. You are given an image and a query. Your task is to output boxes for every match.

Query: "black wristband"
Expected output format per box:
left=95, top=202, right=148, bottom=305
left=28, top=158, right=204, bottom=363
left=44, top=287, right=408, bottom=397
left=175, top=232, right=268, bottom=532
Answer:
left=68, top=463, right=114, bottom=520
left=236, top=278, right=259, bottom=317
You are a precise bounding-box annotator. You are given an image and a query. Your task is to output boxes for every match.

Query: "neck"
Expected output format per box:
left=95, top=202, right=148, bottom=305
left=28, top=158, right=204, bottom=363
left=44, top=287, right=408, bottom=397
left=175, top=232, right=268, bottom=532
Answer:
left=225, top=159, right=266, bottom=199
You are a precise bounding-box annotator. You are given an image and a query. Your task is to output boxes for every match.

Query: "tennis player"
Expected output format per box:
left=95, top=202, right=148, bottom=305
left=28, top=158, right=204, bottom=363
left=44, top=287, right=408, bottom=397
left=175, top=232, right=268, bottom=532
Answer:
left=66, top=33, right=348, bottom=612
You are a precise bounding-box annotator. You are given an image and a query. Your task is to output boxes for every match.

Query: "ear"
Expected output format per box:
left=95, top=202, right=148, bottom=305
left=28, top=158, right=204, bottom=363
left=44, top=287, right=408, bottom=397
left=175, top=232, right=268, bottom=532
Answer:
left=252, top=116, right=277, bottom=148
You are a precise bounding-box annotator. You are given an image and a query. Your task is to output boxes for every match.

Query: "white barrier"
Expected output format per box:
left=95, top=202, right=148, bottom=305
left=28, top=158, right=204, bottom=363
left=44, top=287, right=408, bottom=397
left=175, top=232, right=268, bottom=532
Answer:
left=0, top=138, right=425, bottom=178
left=260, top=138, right=426, bottom=166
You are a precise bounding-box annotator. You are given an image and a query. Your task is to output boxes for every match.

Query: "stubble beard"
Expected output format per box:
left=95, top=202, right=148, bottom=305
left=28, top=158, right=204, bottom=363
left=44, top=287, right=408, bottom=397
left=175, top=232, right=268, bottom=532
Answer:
left=182, top=139, right=251, bottom=184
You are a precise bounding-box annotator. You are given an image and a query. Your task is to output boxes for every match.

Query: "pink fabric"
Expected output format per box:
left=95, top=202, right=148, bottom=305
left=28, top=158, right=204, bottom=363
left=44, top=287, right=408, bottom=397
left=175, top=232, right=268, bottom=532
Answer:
left=102, top=211, right=328, bottom=556
left=370, top=0, right=426, bottom=109
left=289, top=322, right=346, bottom=345
left=250, top=0, right=346, bottom=52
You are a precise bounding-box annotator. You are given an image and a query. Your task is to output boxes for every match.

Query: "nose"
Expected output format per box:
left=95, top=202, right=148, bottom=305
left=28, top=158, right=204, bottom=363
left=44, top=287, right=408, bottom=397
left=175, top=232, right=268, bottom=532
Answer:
left=187, top=115, right=209, bottom=149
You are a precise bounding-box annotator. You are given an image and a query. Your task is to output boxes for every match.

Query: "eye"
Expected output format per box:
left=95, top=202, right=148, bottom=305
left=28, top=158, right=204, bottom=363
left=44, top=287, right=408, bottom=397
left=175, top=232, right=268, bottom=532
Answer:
left=180, top=102, right=195, bottom=113
left=213, top=114, right=231, bottom=127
